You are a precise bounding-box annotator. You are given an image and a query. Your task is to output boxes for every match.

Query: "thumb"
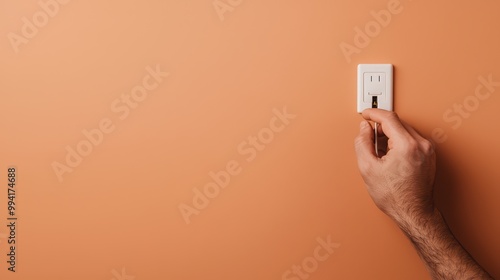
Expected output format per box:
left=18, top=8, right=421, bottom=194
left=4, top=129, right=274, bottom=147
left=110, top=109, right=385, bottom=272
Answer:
left=354, top=121, right=377, bottom=170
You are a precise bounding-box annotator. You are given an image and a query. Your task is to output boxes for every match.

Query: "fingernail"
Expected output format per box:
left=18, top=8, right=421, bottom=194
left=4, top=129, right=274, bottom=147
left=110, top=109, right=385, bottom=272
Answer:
left=360, top=121, right=368, bottom=128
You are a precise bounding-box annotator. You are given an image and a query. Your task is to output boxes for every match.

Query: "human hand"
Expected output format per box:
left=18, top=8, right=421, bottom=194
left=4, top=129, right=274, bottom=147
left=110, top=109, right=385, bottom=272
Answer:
left=354, top=109, right=493, bottom=279
left=354, top=109, right=436, bottom=220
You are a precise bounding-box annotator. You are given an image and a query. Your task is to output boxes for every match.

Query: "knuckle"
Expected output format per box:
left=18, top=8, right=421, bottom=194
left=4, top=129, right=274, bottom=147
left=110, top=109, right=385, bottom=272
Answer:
left=354, top=135, right=360, bottom=146
left=405, top=138, right=419, bottom=151
left=420, top=139, right=435, bottom=155
left=387, top=111, right=400, bottom=121
left=354, top=135, right=365, bottom=149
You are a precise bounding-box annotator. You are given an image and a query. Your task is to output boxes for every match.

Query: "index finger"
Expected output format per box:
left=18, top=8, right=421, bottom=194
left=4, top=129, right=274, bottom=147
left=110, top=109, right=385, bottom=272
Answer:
left=361, top=109, right=410, bottom=140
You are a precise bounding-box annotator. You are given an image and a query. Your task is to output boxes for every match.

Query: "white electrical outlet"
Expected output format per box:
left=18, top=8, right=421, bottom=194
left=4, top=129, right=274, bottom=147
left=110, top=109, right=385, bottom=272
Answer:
left=357, top=64, right=393, bottom=112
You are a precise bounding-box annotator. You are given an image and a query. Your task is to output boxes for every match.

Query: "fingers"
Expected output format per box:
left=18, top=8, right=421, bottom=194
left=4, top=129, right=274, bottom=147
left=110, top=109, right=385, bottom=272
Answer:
left=354, top=120, right=377, bottom=166
left=401, top=121, right=426, bottom=142
left=356, top=110, right=428, bottom=163
left=401, top=121, right=435, bottom=154
left=361, top=109, right=410, bottom=141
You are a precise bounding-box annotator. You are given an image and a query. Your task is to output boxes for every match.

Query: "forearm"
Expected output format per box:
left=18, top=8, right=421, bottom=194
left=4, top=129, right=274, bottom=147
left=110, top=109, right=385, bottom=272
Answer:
left=355, top=110, right=492, bottom=279
left=392, top=208, right=492, bottom=280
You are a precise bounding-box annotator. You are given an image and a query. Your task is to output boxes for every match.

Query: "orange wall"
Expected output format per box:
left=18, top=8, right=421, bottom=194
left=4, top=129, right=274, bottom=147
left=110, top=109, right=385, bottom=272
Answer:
left=1, top=1, right=499, bottom=279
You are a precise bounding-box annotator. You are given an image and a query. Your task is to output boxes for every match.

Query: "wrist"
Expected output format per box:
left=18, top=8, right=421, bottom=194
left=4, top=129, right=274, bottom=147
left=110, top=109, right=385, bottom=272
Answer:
left=389, top=204, right=440, bottom=235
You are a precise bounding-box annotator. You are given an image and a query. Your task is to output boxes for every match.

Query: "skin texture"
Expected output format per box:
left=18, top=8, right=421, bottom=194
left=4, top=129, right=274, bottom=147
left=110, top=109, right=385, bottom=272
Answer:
left=354, top=109, right=492, bottom=280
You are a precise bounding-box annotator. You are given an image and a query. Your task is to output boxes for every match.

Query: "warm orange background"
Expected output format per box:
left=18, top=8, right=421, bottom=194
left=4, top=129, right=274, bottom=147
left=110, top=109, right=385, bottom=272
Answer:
left=1, top=1, right=499, bottom=279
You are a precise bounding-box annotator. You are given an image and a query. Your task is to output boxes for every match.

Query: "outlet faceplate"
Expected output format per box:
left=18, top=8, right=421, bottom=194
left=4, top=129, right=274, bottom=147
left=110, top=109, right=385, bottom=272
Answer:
left=357, top=64, right=393, bottom=112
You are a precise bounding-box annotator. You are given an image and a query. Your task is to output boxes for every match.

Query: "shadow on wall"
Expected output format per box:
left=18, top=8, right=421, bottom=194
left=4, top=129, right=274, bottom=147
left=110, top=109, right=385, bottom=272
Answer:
left=433, top=149, right=498, bottom=279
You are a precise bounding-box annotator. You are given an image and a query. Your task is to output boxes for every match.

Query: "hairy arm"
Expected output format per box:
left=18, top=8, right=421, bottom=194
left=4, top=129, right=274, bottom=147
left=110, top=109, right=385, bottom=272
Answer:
left=393, top=208, right=491, bottom=279
left=354, top=109, right=492, bottom=280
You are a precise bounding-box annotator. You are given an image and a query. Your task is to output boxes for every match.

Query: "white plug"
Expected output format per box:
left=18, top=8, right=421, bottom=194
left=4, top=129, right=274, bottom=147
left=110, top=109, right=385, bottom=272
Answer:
left=357, top=64, right=393, bottom=113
